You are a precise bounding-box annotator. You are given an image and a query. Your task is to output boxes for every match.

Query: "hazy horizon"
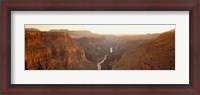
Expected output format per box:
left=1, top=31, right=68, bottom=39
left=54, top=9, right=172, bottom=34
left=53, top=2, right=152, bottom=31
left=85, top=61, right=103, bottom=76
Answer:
left=25, top=24, right=175, bottom=35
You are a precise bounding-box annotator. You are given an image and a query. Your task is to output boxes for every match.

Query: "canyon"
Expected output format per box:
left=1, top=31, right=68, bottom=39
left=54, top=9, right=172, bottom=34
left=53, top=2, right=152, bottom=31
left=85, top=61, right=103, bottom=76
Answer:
left=25, top=28, right=175, bottom=70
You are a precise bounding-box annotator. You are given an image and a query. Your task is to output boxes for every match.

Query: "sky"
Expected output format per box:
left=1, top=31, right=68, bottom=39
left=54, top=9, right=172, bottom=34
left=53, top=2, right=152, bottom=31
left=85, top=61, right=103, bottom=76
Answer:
left=25, top=24, right=175, bottom=35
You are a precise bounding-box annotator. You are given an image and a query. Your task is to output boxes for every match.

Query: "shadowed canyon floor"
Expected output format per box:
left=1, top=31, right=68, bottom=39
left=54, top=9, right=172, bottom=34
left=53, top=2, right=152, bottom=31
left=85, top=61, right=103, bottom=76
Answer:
left=25, top=28, right=175, bottom=70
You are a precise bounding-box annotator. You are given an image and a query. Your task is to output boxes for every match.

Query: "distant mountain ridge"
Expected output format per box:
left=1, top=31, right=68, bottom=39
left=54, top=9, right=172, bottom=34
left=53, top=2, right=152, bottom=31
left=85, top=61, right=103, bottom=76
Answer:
left=49, top=29, right=101, bottom=38
left=25, top=28, right=40, bottom=32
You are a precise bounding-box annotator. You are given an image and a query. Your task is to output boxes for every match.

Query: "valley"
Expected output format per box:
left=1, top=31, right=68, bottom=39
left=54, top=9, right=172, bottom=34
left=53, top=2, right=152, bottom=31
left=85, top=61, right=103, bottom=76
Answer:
left=25, top=28, right=175, bottom=70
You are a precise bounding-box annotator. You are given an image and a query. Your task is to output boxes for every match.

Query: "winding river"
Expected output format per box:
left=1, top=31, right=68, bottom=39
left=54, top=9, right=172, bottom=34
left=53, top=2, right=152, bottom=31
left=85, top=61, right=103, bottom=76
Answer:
left=97, top=54, right=109, bottom=70
left=97, top=47, right=113, bottom=70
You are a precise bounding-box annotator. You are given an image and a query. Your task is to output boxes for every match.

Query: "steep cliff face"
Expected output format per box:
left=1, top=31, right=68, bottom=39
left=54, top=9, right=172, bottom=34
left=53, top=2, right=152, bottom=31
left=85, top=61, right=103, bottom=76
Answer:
left=25, top=31, right=96, bottom=70
left=112, top=29, right=175, bottom=70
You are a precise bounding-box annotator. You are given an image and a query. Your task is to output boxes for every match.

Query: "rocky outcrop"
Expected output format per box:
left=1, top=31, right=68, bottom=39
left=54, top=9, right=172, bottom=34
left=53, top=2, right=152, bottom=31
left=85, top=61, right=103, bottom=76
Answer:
left=25, top=30, right=96, bottom=70
left=25, top=31, right=71, bottom=47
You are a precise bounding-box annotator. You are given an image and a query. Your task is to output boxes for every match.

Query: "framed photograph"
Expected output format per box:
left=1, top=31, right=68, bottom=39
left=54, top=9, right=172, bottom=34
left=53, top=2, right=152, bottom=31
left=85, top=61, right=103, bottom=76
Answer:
left=1, top=0, right=199, bottom=95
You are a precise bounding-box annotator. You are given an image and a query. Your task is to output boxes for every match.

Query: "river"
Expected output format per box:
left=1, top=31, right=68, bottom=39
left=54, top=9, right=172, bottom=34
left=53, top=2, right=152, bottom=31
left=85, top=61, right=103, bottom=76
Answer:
left=97, top=54, right=109, bottom=70
left=97, top=47, right=113, bottom=70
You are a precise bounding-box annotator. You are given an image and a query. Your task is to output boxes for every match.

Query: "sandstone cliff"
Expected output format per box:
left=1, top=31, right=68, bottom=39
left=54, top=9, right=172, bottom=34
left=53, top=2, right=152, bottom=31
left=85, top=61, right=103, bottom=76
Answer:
left=25, top=30, right=96, bottom=70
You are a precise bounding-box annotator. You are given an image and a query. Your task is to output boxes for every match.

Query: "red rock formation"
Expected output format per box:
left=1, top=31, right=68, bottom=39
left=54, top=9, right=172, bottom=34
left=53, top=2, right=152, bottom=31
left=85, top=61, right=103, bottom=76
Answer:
left=25, top=31, right=41, bottom=47
left=25, top=30, right=94, bottom=70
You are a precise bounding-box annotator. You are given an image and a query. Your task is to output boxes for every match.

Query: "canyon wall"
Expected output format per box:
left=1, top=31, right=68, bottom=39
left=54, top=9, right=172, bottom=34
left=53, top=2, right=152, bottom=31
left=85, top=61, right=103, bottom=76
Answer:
left=25, top=31, right=96, bottom=70
left=74, top=37, right=111, bottom=62
left=112, top=29, right=175, bottom=70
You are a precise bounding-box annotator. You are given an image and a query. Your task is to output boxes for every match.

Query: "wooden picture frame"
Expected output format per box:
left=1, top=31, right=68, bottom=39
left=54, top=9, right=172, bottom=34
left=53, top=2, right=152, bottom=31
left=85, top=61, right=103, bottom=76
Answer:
left=0, top=0, right=199, bottom=94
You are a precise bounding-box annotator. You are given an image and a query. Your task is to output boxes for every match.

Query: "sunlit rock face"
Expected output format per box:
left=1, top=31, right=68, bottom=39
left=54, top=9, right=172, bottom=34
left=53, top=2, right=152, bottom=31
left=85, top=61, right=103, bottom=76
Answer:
left=25, top=31, right=94, bottom=70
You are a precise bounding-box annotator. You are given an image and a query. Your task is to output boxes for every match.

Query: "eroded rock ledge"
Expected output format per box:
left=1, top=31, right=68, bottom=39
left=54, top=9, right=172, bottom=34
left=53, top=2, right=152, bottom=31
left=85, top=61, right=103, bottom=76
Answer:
left=25, top=31, right=95, bottom=70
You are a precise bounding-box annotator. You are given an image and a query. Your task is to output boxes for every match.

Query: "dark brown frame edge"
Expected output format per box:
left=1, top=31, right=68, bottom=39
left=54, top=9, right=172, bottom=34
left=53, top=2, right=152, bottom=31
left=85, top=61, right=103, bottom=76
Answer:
left=0, top=0, right=199, bottom=95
